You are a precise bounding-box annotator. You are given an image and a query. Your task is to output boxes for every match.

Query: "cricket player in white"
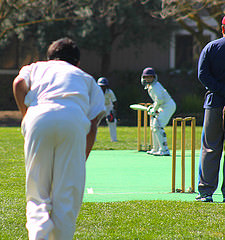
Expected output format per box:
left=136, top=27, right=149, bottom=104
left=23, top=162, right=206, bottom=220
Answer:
left=13, top=38, right=105, bottom=240
left=141, top=67, right=176, bottom=156
left=97, top=77, right=118, bottom=142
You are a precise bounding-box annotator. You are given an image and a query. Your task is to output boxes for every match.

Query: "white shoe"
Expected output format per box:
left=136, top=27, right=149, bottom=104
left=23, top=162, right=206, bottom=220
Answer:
left=147, top=149, right=158, bottom=155
left=153, top=150, right=170, bottom=156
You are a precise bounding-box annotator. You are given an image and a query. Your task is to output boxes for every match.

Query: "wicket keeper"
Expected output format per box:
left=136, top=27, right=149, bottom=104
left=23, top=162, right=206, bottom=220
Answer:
left=97, top=77, right=118, bottom=142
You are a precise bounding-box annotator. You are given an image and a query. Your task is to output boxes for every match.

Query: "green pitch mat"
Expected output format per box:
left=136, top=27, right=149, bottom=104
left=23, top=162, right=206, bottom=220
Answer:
left=83, top=150, right=224, bottom=203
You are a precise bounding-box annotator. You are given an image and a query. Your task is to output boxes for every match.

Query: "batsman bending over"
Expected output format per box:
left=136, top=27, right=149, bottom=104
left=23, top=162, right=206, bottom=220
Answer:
left=141, top=67, right=176, bottom=156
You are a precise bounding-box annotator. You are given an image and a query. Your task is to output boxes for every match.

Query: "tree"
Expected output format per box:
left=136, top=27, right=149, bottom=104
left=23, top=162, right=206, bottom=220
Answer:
left=0, top=0, right=47, bottom=40
left=19, top=0, right=174, bottom=75
left=0, top=0, right=86, bottom=42
left=0, top=0, right=175, bottom=75
left=152, top=0, right=225, bottom=50
left=71, top=0, right=173, bottom=75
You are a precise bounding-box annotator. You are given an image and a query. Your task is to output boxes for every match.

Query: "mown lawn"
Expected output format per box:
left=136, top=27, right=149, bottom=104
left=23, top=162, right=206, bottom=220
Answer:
left=2, top=126, right=225, bottom=240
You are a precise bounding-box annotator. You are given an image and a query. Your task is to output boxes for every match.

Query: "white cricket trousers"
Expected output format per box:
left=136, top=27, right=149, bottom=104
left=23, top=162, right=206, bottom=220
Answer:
left=150, top=100, right=176, bottom=151
left=106, top=119, right=117, bottom=142
left=105, top=105, right=117, bottom=142
left=22, top=105, right=90, bottom=240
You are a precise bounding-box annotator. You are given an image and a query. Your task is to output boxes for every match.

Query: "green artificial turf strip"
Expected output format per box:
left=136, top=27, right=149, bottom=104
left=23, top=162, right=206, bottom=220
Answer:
left=83, top=149, right=224, bottom=203
left=84, top=150, right=200, bottom=202
left=2, top=126, right=225, bottom=240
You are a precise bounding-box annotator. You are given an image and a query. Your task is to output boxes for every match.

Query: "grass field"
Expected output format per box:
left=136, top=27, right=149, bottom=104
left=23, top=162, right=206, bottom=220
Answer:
left=1, top=126, right=225, bottom=240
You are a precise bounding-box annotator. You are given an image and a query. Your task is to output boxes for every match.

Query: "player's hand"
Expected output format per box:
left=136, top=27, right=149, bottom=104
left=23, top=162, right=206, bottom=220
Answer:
left=148, top=107, right=157, bottom=117
left=144, top=84, right=150, bottom=90
left=147, top=105, right=153, bottom=112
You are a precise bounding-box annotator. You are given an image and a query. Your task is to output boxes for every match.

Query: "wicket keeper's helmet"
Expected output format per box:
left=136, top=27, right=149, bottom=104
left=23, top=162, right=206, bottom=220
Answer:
left=97, top=77, right=109, bottom=86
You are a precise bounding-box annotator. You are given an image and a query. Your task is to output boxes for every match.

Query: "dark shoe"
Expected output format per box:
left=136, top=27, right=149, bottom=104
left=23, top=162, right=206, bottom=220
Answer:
left=196, top=194, right=213, bottom=202
left=201, top=196, right=213, bottom=202
left=195, top=194, right=201, bottom=201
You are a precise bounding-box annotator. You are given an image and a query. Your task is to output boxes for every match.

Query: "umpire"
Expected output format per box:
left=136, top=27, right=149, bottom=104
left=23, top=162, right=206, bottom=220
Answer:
left=196, top=16, right=225, bottom=202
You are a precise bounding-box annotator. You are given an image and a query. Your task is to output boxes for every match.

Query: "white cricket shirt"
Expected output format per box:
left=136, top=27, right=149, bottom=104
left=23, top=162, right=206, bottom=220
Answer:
left=17, top=60, right=105, bottom=121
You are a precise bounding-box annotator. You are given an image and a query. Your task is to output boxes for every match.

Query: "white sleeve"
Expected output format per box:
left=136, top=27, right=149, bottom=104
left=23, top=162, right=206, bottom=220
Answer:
left=87, top=79, right=106, bottom=121
left=149, top=82, right=164, bottom=111
left=17, top=64, right=34, bottom=89
left=153, top=98, right=163, bottom=111
left=109, top=89, right=117, bottom=102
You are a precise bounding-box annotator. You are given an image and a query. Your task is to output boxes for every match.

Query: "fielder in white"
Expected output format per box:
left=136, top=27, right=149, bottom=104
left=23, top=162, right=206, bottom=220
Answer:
left=13, top=38, right=105, bottom=240
left=141, top=67, right=176, bottom=156
left=97, top=77, right=118, bottom=142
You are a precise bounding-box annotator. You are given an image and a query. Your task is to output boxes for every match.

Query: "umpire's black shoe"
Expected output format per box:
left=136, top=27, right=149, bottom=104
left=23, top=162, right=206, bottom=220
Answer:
left=196, top=194, right=213, bottom=202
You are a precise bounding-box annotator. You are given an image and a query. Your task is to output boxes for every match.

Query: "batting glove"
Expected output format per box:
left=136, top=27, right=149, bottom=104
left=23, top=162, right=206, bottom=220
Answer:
left=147, top=105, right=153, bottom=112
left=148, top=108, right=157, bottom=117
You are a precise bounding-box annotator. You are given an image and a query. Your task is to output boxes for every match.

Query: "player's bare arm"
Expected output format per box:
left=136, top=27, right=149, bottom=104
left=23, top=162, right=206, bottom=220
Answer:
left=13, top=77, right=28, bottom=118
left=86, top=112, right=105, bottom=160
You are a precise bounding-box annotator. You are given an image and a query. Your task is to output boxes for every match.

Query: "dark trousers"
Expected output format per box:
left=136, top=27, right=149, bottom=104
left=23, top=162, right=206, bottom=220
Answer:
left=198, top=107, right=225, bottom=196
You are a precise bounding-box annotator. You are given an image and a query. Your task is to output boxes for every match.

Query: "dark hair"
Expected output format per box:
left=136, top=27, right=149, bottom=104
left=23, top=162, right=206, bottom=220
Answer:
left=47, top=37, right=80, bottom=66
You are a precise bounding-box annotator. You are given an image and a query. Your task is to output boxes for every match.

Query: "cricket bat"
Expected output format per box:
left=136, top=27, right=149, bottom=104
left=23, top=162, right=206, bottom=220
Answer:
left=129, top=104, right=148, bottom=111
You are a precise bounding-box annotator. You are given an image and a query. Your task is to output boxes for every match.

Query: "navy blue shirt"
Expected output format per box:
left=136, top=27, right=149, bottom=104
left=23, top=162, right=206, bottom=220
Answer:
left=198, top=37, right=225, bottom=108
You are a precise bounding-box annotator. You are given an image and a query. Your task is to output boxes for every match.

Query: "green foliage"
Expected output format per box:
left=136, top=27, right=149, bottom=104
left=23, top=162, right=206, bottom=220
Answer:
left=106, top=71, right=146, bottom=125
left=158, top=0, right=224, bottom=43
left=71, top=1, right=175, bottom=74
left=0, top=75, right=17, bottom=110
left=156, top=69, right=205, bottom=125
left=73, top=0, right=170, bottom=51
left=8, top=0, right=175, bottom=74
left=0, top=0, right=56, bottom=43
left=181, top=94, right=203, bottom=113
